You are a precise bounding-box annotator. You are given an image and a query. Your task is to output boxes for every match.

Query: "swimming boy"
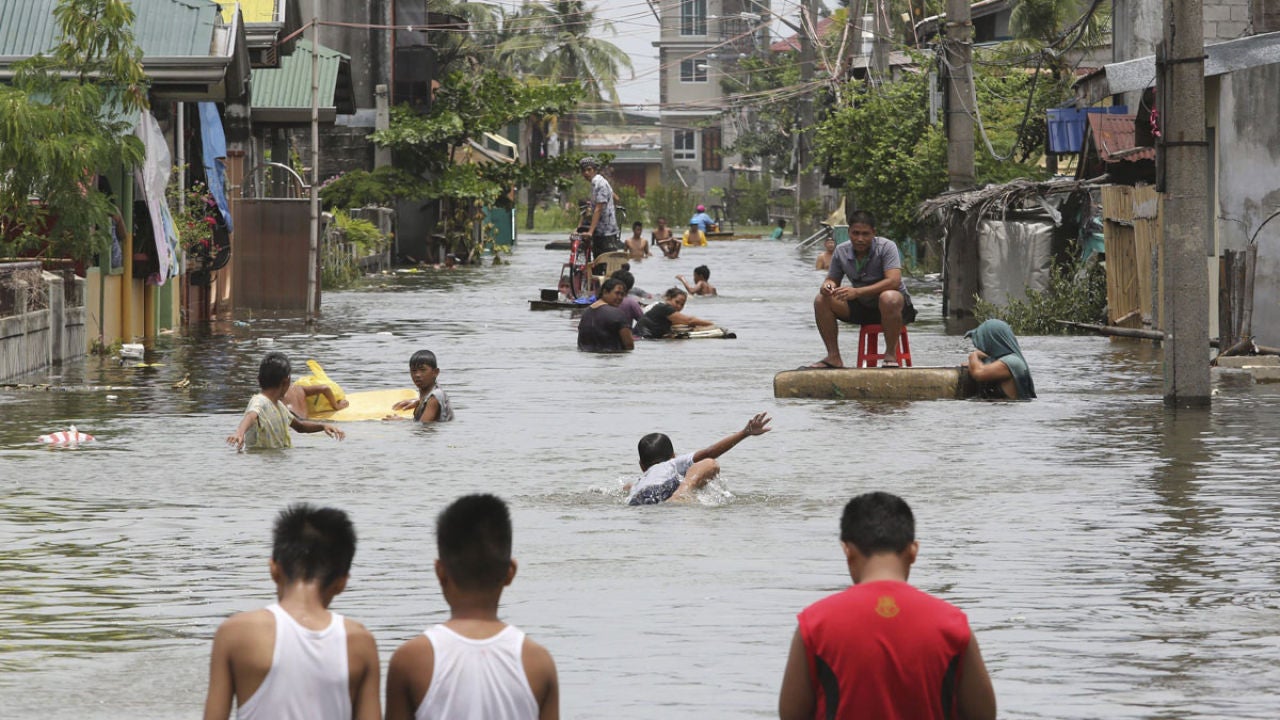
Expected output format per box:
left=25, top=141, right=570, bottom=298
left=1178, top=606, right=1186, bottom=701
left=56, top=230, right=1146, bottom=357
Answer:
left=226, top=352, right=345, bottom=450
left=384, top=494, right=559, bottom=720
left=778, top=492, right=997, bottom=720
left=202, top=503, right=381, bottom=720
left=627, top=412, right=771, bottom=505
left=625, top=221, right=650, bottom=260
left=389, top=350, right=455, bottom=423
left=676, top=265, right=717, bottom=296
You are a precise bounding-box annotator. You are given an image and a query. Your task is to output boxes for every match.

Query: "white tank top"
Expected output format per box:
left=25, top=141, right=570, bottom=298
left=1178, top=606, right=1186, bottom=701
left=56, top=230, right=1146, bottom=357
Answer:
left=416, top=624, right=538, bottom=720
left=238, top=603, right=351, bottom=720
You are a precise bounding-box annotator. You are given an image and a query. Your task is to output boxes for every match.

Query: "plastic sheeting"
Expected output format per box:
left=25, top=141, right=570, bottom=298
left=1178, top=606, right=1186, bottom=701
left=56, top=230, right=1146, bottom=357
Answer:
left=135, top=111, right=181, bottom=284
left=977, top=219, right=1055, bottom=306
left=199, top=102, right=234, bottom=234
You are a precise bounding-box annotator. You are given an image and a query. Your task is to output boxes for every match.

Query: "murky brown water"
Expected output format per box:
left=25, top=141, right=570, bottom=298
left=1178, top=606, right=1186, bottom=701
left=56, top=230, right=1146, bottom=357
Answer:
left=3, top=235, right=1279, bottom=718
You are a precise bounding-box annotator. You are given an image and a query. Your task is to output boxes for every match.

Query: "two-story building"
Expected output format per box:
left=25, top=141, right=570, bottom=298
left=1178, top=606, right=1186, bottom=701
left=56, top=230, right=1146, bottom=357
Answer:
left=654, top=1, right=773, bottom=198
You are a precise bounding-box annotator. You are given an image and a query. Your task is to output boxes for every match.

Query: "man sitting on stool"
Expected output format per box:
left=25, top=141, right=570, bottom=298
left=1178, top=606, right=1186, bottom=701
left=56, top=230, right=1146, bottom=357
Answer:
left=806, top=210, right=916, bottom=369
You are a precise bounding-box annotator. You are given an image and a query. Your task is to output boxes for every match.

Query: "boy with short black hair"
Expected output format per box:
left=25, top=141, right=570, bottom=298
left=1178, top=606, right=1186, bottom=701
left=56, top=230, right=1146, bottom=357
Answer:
left=778, top=492, right=997, bottom=720
left=628, top=412, right=771, bottom=505
left=226, top=352, right=345, bottom=449
left=385, top=494, right=559, bottom=720
left=389, top=350, right=454, bottom=423
left=677, top=265, right=717, bottom=296
left=203, top=503, right=380, bottom=720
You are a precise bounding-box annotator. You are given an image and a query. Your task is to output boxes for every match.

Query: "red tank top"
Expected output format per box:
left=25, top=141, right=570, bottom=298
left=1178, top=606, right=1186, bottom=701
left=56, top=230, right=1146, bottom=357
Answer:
left=797, top=580, right=972, bottom=720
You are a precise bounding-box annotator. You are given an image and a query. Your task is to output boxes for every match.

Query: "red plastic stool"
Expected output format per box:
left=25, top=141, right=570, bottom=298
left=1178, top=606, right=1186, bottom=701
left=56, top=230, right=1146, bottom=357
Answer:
left=856, top=324, right=912, bottom=367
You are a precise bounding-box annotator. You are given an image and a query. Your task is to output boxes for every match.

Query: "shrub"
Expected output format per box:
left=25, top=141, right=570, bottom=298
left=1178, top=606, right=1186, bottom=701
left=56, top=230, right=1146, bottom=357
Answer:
left=974, top=255, right=1108, bottom=334
left=645, top=184, right=695, bottom=230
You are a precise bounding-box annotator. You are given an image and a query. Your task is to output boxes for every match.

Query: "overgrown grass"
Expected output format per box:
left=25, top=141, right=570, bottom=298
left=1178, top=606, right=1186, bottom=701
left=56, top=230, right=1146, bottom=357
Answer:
left=974, top=257, right=1108, bottom=334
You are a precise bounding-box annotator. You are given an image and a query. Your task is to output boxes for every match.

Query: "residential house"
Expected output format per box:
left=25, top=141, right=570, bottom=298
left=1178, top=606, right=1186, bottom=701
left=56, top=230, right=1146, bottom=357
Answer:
left=1075, top=5, right=1280, bottom=346
left=655, top=1, right=773, bottom=198
left=578, top=110, right=663, bottom=197
left=0, top=0, right=251, bottom=348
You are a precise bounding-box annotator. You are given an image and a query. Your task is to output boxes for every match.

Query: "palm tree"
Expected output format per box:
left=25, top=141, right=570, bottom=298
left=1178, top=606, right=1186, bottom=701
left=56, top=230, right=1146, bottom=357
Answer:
left=501, top=1, right=633, bottom=151
left=1006, top=0, right=1111, bottom=76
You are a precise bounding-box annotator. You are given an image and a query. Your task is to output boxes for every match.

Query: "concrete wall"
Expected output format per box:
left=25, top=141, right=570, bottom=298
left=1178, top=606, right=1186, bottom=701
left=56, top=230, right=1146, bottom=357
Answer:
left=0, top=273, right=87, bottom=382
left=1215, top=62, right=1280, bottom=346
left=317, top=0, right=388, bottom=109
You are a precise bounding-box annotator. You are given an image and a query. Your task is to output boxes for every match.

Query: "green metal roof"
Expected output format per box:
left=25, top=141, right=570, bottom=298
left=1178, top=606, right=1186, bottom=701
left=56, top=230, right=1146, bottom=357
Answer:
left=250, top=40, right=353, bottom=120
left=0, top=0, right=221, bottom=59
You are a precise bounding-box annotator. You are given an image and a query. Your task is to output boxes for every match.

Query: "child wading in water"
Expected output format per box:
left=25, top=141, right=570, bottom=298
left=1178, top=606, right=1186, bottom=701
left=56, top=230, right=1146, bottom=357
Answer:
left=226, top=352, right=345, bottom=450
left=389, top=350, right=455, bottom=423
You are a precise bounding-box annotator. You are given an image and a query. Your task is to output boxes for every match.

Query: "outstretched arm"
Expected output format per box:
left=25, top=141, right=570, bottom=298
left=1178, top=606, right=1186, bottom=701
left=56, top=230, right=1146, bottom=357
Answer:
left=290, top=417, right=346, bottom=440
left=302, top=384, right=348, bottom=410
left=226, top=411, right=258, bottom=449
left=676, top=275, right=697, bottom=293
left=693, top=412, right=771, bottom=462
left=668, top=311, right=715, bottom=328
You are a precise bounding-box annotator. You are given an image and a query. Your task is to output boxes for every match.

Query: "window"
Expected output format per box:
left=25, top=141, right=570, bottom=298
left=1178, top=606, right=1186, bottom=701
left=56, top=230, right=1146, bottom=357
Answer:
left=674, top=130, right=696, bottom=161
left=679, top=59, right=708, bottom=83
left=680, top=0, right=707, bottom=36
left=701, top=126, right=722, bottom=171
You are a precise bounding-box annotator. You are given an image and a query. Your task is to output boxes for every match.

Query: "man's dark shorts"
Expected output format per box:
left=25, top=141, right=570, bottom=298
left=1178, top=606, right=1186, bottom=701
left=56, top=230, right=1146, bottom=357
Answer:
left=843, top=294, right=917, bottom=326
left=593, top=233, right=623, bottom=256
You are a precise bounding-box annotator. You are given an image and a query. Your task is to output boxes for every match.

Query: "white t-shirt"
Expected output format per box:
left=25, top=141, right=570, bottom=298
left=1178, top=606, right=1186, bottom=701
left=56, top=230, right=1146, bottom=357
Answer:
left=627, top=452, right=695, bottom=503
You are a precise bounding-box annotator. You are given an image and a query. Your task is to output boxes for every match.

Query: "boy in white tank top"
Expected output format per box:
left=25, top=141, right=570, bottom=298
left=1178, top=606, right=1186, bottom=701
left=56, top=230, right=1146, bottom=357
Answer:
left=202, top=504, right=381, bottom=720
left=385, top=494, right=559, bottom=720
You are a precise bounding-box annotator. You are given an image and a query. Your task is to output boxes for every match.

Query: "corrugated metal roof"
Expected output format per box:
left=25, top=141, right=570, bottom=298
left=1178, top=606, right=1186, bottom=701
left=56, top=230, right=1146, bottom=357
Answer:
left=0, top=0, right=221, bottom=58
left=216, top=0, right=281, bottom=24
left=1087, top=113, right=1156, bottom=164
left=250, top=39, right=346, bottom=110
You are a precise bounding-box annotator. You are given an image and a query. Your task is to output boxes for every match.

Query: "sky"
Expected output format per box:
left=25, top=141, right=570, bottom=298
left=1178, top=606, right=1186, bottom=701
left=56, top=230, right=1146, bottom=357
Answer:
left=482, top=1, right=835, bottom=112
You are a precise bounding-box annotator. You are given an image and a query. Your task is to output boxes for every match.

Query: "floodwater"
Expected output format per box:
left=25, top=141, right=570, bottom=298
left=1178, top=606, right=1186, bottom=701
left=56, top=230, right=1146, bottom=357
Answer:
left=2, top=235, right=1279, bottom=719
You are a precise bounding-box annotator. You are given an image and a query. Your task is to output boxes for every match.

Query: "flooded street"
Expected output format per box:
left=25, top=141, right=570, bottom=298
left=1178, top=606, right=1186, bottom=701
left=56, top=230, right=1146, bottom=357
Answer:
left=2, top=235, right=1280, bottom=718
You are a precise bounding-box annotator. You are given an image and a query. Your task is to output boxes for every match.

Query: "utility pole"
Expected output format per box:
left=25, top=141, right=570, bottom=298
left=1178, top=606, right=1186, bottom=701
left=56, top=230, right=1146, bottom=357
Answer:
left=872, top=0, right=890, bottom=82
left=307, top=1, right=320, bottom=326
left=943, top=0, right=974, bottom=191
left=1159, top=0, right=1210, bottom=406
left=795, top=0, right=819, bottom=238
left=942, top=0, right=977, bottom=319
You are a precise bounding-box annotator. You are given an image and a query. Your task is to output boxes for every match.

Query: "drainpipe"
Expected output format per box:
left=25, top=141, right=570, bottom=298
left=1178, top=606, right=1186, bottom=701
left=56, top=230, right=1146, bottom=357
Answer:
left=122, top=173, right=134, bottom=342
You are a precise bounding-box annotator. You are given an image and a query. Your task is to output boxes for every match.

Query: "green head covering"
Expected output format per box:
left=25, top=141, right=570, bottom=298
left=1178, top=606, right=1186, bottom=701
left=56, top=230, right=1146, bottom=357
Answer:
left=965, top=319, right=1037, bottom=399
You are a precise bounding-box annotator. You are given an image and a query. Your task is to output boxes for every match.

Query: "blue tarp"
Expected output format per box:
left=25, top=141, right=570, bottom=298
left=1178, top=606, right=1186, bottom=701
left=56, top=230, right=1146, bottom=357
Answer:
left=1047, top=106, right=1129, bottom=154
left=198, top=102, right=233, bottom=233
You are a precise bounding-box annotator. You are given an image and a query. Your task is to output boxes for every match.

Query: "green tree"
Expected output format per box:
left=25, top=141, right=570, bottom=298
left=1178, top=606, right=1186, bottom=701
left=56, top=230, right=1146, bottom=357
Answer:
left=1004, top=0, right=1111, bottom=77
left=501, top=1, right=633, bottom=150
left=816, top=57, right=1067, bottom=240
left=723, top=53, right=803, bottom=178
left=0, top=0, right=148, bottom=260
left=321, top=71, right=581, bottom=260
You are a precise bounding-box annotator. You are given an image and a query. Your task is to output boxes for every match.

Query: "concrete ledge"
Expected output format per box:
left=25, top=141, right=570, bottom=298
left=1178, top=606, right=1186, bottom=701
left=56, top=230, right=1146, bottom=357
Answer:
left=774, top=366, right=978, bottom=400
left=1250, top=367, right=1280, bottom=383
left=1216, top=355, right=1280, bottom=368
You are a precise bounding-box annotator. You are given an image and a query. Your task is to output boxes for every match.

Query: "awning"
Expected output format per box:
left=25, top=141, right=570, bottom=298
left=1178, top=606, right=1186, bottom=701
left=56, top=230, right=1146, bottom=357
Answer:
left=1075, top=30, right=1280, bottom=105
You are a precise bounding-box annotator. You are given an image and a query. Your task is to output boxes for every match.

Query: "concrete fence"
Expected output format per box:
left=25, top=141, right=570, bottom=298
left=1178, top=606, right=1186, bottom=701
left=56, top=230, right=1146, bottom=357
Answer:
left=0, top=263, right=87, bottom=382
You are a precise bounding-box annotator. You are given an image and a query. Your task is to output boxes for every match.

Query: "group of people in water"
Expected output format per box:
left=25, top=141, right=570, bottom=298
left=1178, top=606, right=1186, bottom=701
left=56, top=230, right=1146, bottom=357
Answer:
left=206, top=197, right=1039, bottom=719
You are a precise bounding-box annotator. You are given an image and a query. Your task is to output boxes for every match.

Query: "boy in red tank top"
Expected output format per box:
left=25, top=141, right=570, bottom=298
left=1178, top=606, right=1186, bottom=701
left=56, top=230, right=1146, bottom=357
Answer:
left=778, top=492, right=996, bottom=720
